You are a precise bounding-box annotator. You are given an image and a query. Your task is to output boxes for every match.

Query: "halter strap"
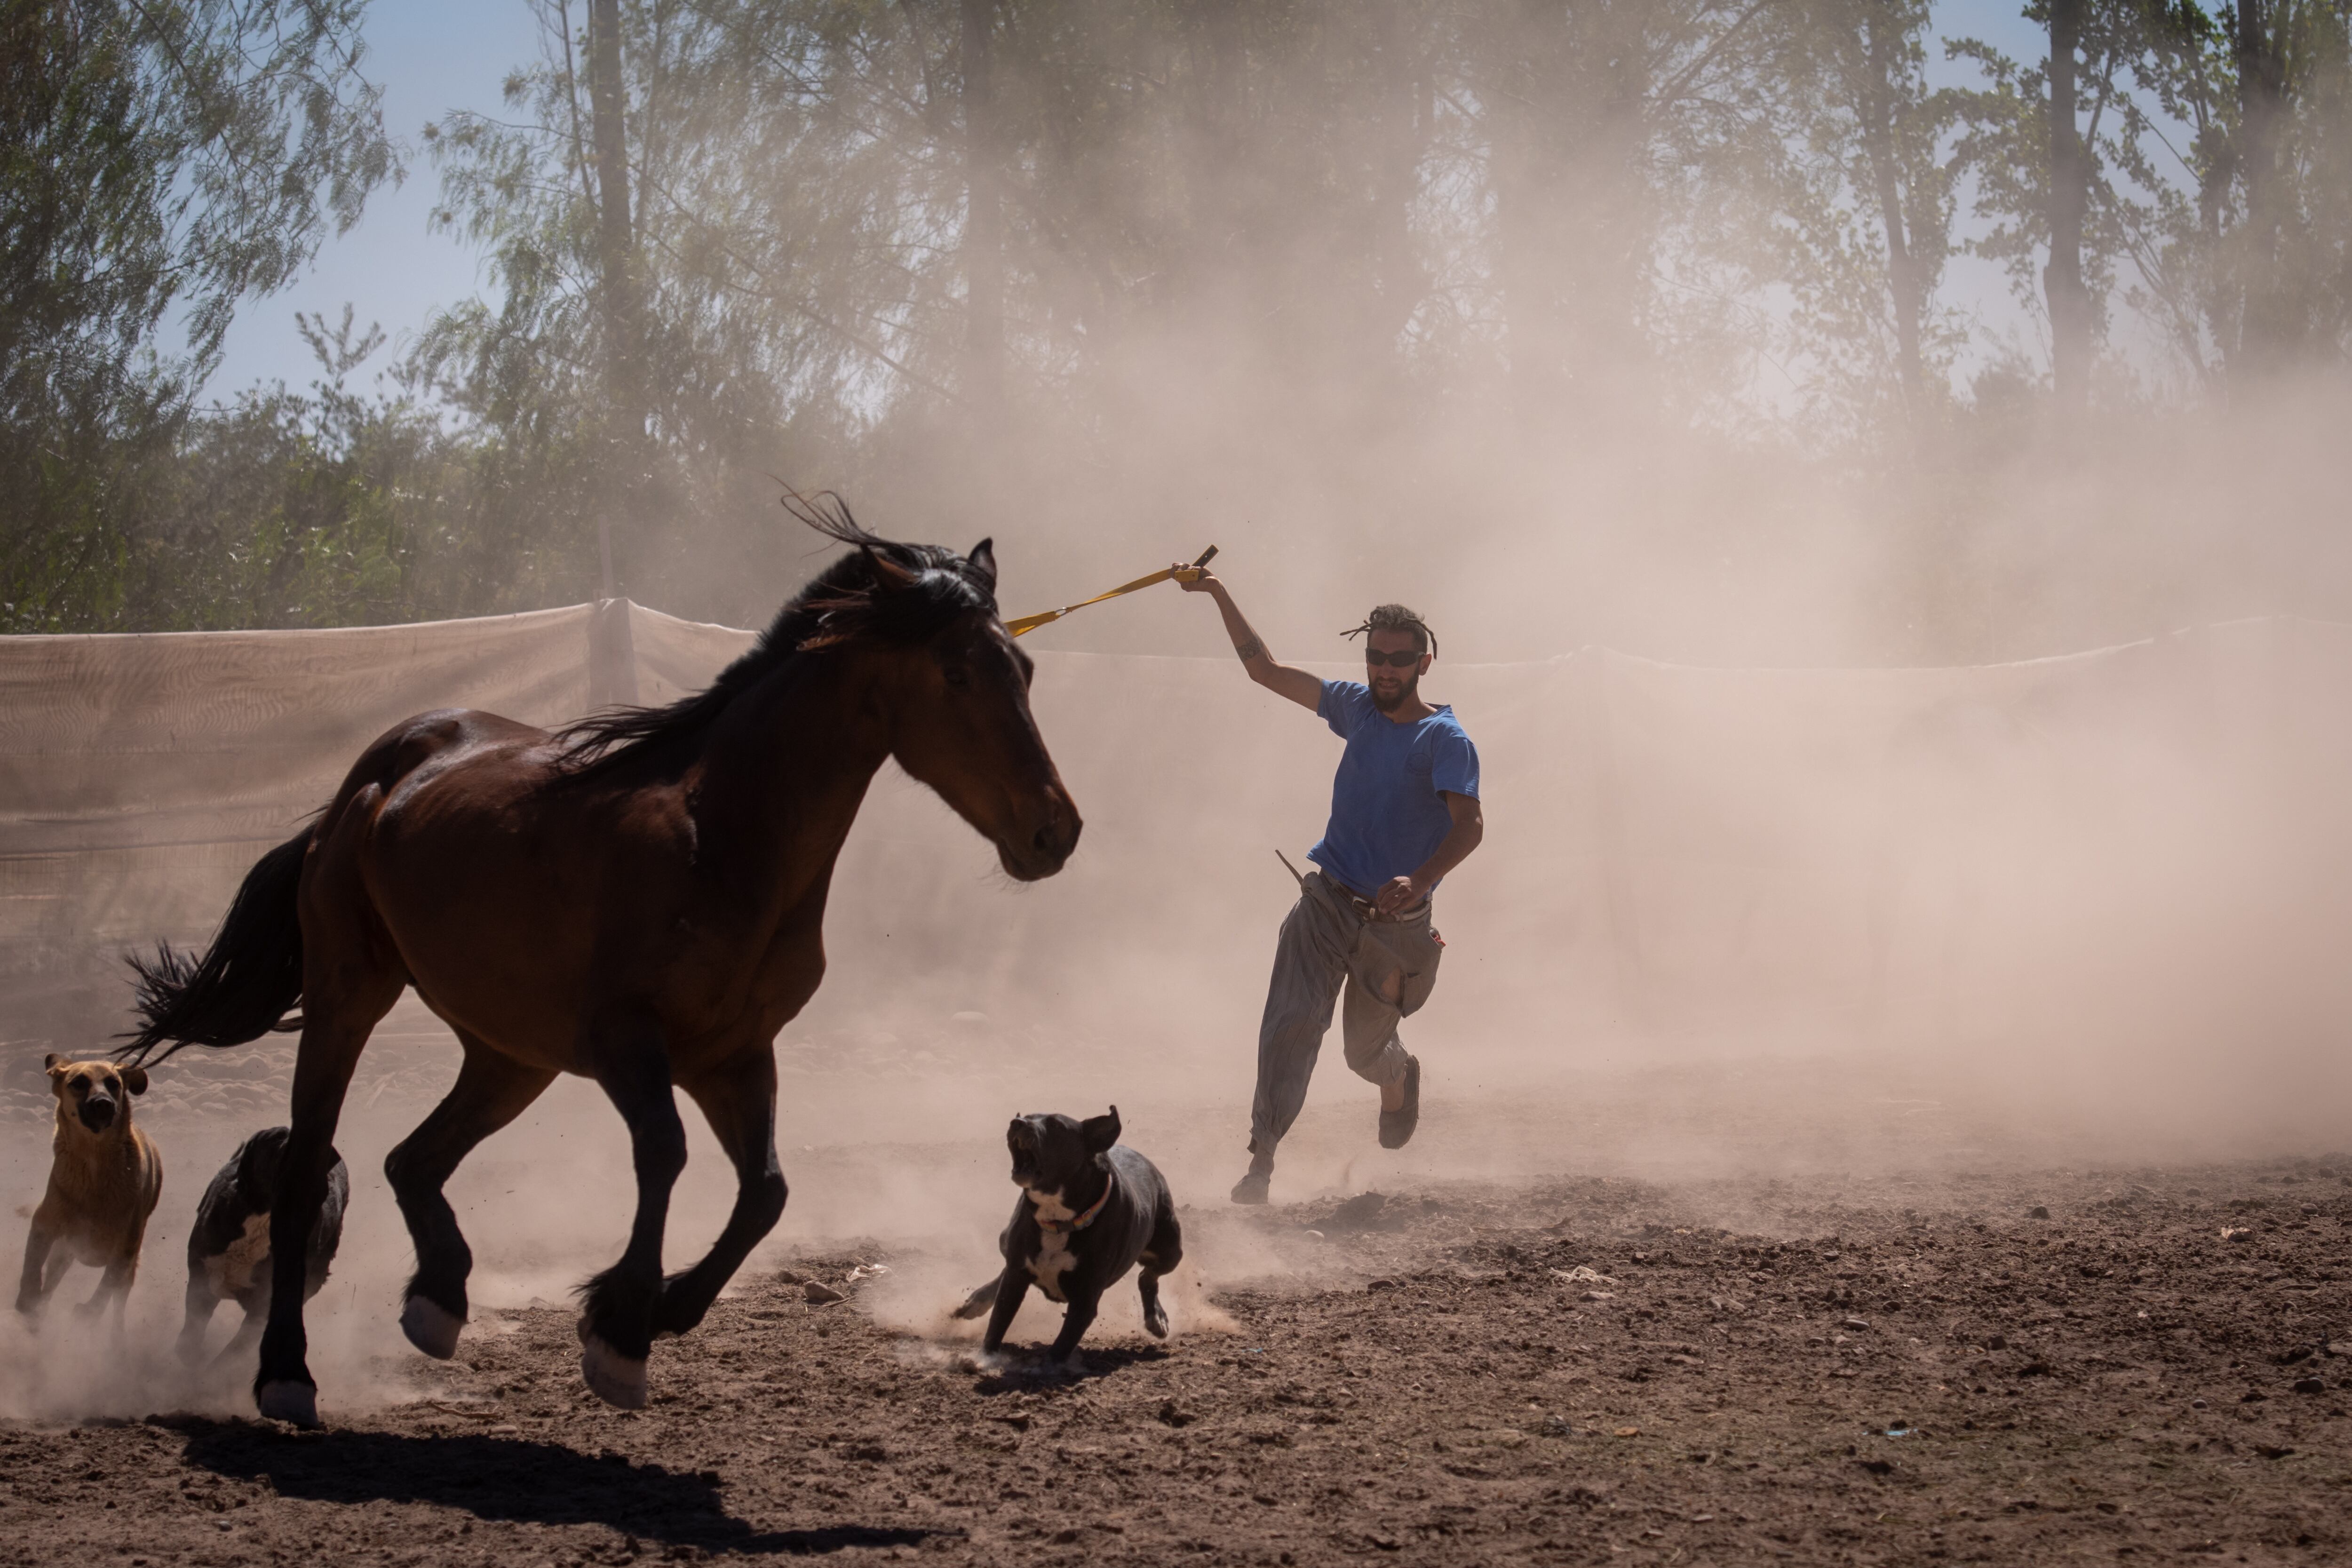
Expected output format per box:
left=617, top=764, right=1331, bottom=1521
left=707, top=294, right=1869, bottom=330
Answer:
left=1035, top=1170, right=1115, bottom=1234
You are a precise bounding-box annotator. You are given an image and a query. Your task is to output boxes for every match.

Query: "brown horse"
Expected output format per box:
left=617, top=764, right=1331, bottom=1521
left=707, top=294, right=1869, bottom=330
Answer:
left=122, top=499, right=1080, bottom=1426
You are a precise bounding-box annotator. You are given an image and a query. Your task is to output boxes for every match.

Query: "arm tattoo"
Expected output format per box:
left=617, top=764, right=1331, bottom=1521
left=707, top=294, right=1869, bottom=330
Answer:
left=1235, top=635, right=1266, bottom=662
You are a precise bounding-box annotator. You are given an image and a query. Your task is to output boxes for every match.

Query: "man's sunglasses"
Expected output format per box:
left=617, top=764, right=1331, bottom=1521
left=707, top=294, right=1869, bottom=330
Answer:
left=1364, top=649, right=1425, bottom=668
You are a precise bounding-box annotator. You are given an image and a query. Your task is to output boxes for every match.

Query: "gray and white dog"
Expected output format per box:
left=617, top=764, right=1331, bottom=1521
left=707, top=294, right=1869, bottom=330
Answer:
left=178, top=1126, right=348, bottom=1365
left=953, top=1107, right=1182, bottom=1365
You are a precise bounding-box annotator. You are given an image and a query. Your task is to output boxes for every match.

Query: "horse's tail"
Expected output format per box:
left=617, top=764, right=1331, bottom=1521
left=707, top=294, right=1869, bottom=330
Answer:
left=119, top=828, right=312, bottom=1065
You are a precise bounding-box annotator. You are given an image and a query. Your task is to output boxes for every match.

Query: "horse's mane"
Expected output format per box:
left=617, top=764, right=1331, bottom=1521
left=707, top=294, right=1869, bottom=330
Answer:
left=555, top=491, right=997, bottom=781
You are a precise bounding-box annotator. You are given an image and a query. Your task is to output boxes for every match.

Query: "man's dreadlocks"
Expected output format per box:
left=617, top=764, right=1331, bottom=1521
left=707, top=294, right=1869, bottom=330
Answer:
left=1342, top=603, right=1438, bottom=657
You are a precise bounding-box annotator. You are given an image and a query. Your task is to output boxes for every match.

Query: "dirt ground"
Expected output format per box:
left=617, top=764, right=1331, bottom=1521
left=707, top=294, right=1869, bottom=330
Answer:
left=5, top=1154, right=2349, bottom=1567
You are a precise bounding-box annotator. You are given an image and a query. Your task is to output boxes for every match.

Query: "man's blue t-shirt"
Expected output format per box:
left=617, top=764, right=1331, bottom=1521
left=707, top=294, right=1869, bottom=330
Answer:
left=1306, top=680, right=1481, bottom=898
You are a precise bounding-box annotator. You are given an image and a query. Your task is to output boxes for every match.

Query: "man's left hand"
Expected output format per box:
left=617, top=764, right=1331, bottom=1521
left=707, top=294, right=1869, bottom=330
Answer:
left=1373, top=875, right=1425, bottom=915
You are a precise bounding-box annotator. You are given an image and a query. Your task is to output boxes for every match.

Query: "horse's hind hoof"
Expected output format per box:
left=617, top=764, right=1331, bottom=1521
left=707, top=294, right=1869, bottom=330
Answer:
left=579, top=1331, right=649, bottom=1409
left=256, top=1379, right=320, bottom=1427
left=400, top=1294, right=465, bottom=1360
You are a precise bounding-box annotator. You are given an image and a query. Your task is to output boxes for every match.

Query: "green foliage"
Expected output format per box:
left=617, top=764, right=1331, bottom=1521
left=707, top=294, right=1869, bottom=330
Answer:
left=0, top=0, right=396, bottom=632
left=8, top=0, right=2352, bottom=636
left=2120, top=0, right=2352, bottom=381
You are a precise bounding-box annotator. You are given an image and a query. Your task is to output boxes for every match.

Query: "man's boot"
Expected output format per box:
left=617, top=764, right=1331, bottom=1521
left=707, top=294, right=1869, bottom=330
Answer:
left=1230, top=1144, right=1275, bottom=1205
left=1378, top=1054, right=1422, bottom=1149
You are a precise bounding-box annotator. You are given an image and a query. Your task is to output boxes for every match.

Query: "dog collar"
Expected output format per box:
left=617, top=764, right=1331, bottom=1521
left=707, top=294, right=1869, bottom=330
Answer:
left=1035, top=1171, right=1115, bottom=1234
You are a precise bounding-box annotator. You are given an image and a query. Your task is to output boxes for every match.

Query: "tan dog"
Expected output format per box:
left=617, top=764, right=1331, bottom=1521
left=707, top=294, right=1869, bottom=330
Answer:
left=16, top=1055, right=162, bottom=1321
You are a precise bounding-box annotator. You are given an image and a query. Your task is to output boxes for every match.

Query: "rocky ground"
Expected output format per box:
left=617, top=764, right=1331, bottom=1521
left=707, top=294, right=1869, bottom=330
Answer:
left=4, top=1156, right=2349, bottom=1566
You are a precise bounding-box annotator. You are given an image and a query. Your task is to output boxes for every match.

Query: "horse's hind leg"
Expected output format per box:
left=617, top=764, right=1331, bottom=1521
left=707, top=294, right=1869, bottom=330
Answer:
left=254, top=852, right=403, bottom=1425
left=577, top=1019, right=688, bottom=1409
left=655, top=1045, right=787, bottom=1337
left=384, top=1033, right=554, bottom=1358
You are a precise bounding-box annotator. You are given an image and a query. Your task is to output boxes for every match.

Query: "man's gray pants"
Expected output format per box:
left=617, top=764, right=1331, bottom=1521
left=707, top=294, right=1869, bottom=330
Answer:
left=1249, top=870, right=1444, bottom=1155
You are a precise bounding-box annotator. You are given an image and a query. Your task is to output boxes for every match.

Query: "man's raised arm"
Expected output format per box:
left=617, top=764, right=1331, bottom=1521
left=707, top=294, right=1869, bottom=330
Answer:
left=1175, top=565, right=1322, bottom=711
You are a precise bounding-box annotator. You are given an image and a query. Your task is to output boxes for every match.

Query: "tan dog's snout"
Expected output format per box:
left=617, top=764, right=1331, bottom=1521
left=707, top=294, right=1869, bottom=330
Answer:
left=46, top=1056, right=147, bottom=1137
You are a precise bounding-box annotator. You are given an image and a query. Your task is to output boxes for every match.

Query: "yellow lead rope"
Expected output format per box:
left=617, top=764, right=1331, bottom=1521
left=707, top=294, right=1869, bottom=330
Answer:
left=1005, top=545, right=1219, bottom=637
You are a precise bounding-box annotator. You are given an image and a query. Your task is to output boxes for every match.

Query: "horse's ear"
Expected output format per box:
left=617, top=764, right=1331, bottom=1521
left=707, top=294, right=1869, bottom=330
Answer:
left=1081, top=1106, right=1120, bottom=1154
left=863, top=543, right=918, bottom=589
left=967, top=538, right=996, bottom=588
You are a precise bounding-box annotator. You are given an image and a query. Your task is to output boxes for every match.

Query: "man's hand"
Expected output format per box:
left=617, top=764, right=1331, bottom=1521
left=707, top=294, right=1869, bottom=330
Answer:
left=1172, top=562, right=1218, bottom=593
left=1374, top=874, right=1429, bottom=915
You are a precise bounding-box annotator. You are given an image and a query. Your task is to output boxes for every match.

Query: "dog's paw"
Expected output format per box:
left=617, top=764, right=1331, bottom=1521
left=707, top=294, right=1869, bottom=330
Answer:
left=399, top=1294, right=465, bottom=1360
left=255, top=1379, right=320, bottom=1428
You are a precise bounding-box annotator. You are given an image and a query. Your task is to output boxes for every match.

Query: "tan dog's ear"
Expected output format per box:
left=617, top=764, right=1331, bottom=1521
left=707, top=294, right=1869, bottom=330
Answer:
left=44, top=1053, right=62, bottom=1075
left=121, top=1066, right=148, bottom=1097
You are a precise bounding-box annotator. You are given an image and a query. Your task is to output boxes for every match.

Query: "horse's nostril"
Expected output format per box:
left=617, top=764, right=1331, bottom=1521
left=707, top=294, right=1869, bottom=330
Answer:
left=1032, top=824, right=1056, bottom=855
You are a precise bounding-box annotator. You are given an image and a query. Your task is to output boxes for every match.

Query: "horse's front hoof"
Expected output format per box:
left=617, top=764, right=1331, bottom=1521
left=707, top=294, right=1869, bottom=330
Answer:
left=256, top=1379, right=320, bottom=1427
left=579, top=1331, right=649, bottom=1409
left=400, top=1294, right=465, bottom=1360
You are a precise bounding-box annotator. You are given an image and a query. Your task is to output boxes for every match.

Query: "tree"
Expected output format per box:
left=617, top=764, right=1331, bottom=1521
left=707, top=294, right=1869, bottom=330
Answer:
left=1466, top=0, right=1802, bottom=436
left=961, top=0, right=1005, bottom=410
left=1780, top=0, right=1964, bottom=449
left=0, top=0, right=397, bottom=631
left=587, top=0, right=646, bottom=595
left=2124, top=0, right=2352, bottom=383
left=1950, top=1, right=2168, bottom=412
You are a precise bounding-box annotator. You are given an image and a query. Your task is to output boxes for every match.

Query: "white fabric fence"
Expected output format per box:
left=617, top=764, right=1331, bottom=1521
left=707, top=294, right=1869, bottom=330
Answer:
left=7, top=604, right=2351, bottom=1061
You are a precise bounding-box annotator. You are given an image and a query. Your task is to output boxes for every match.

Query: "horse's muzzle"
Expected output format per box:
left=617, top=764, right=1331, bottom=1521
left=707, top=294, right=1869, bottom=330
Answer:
left=1002, top=791, right=1081, bottom=881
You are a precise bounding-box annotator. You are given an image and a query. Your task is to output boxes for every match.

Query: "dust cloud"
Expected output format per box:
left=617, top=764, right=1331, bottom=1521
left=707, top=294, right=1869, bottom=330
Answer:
left=8, top=15, right=2352, bottom=1423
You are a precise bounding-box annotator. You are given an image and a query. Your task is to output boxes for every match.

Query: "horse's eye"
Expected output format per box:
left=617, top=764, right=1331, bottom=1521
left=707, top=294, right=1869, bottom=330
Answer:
left=943, top=664, right=970, bottom=688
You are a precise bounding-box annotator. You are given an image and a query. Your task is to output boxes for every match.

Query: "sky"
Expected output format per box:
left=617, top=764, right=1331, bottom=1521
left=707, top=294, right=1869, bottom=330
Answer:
left=203, top=0, right=2055, bottom=403
left=201, top=0, right=542, bottom=400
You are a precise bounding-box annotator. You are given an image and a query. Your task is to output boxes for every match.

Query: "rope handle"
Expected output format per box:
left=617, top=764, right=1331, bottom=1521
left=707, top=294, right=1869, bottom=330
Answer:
left=1005, top=545, right=1219, bottom=637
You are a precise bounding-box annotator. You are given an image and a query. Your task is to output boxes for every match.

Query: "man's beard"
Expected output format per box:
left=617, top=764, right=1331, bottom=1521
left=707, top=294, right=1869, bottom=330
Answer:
left=1370, top=670, right=1419, bottom=713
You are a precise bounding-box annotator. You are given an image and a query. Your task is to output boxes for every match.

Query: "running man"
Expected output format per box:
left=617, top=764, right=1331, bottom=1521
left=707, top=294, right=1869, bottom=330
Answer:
left=1175, top=566, right=1483, bottom=1204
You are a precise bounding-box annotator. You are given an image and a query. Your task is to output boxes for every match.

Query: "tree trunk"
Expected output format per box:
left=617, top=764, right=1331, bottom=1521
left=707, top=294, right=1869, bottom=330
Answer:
left=1367, top=1, right=1427, bottom=347
left=586, top=0, right=643, bottom=591
left=2044, top=0, right=2092, bottom=413
left=2232, top=0, right=2292, bottom=374
left=961, top=0, right=1003, bottom=409
left=1488, top=2, right=1568, bottom=428
left=1859, top=1, right=1924, bottom=436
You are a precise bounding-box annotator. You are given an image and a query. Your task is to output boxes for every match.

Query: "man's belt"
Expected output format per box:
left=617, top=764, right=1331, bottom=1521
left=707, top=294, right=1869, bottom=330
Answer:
left=1274, top=850, right=1429, bottom=923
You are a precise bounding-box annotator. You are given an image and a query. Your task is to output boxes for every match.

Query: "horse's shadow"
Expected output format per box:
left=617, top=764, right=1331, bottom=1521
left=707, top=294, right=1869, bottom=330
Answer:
left=162, top=1417, right=947, bottom=1555
left=969, top=1343, right=1169, bottom=1396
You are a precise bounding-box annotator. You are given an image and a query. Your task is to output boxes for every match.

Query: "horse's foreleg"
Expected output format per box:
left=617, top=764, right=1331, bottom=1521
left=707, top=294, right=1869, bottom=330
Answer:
left=385, top=1035, right=554, bottom=1359
left=578, top=1023, right=687, bottom=1410
left=656, top=1045, right=787, bottom=1338
left=254, top=999, right=387, bottom=1426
